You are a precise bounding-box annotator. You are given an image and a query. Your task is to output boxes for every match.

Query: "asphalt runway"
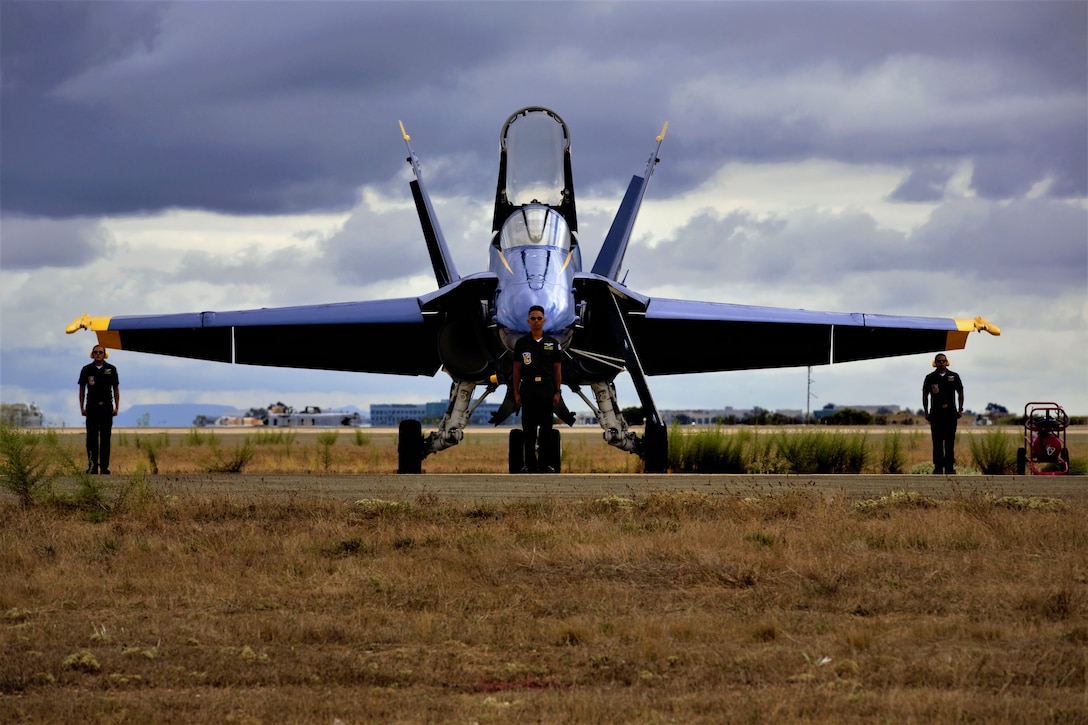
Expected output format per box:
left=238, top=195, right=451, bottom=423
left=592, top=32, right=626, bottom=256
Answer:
left=147, top=473, right=1088, bottom=503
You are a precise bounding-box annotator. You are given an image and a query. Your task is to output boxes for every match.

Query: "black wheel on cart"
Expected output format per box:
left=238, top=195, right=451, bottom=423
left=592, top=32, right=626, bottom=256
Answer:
left=508, top=429, right=525, bottom=473
left=397, top=419, right=423, bottom=474
left=1016, top=447, right=1027, bottom=476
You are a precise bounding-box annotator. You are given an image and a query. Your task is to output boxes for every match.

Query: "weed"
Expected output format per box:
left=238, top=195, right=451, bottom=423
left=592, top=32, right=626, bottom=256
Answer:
left=316, top=430, right=339, bottom=471
left=205, top=437, right=256, bottom=473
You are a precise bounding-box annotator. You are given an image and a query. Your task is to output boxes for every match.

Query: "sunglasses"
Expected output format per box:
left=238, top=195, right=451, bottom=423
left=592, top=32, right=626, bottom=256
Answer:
left=529, top=316, right=544, bottom=321
left=92, top=350, right=106, bottom=355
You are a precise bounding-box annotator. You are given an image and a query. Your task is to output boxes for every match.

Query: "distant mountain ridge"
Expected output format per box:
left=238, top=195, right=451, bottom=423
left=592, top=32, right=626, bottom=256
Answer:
left=115, top=403, right=237, bottom=427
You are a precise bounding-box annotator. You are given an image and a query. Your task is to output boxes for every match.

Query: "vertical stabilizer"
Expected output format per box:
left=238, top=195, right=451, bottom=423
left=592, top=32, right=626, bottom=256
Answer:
left=591, top=122, right=667, bottom=281
left=401, top=121, right=459, bottom=288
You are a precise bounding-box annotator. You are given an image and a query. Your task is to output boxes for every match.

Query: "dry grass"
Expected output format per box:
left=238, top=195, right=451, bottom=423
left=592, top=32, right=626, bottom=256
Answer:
left=2, top=427, right=1086, bottom=722
left=1, top=486, right=1086, bottom=723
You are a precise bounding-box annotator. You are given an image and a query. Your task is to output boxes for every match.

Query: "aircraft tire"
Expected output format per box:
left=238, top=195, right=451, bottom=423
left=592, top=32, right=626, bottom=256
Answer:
left=509, top=429, right=525, bottom=473
left=547, top=429, right=562, bottom=473
left=1016, top=447, right=1027, bottom=476
left=643, top=424, right=668, bottom=474
left=397, top=419, right=423, bottom=474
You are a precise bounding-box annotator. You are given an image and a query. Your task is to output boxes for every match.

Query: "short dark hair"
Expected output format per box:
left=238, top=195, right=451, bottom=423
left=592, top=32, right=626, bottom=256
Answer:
left=528, top=305, right=545, bottom=315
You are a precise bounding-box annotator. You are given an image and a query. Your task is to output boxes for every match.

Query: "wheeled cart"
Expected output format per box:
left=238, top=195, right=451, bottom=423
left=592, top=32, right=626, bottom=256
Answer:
left=1017, top=402, right=1069, bottom=475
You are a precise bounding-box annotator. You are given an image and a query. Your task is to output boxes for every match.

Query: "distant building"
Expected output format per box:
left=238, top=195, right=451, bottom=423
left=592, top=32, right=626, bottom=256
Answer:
left=370, top=402, right=521, bottom=427
left=210, top=415, right=264, bottom=427
left=267, top=405, right=363, bottom=427
left=1, top=402, right=44, bottom=428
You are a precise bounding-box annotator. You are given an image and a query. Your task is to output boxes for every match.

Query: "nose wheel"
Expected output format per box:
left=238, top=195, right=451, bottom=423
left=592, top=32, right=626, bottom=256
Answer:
left=509, top=428, right=561, bottom=473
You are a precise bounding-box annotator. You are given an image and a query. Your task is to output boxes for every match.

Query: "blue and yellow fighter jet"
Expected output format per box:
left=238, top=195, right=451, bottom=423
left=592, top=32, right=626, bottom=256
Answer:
left=68, top=107, right=999, bottom=473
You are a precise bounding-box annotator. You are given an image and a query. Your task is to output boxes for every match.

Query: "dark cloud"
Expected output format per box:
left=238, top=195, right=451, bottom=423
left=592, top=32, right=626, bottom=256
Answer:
left=0, top=216, right=113, bottom=270
left=889, top=164, right=957, bottom=203
left=1, top=2, right=1083, bottom=220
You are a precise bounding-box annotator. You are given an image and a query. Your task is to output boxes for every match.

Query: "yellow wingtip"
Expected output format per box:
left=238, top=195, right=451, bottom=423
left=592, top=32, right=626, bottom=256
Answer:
left=66, top=314, right=92, bottom=334
left=656, top=121, right=669, bottom=143
left=973, top=315, right=1001, bottom=336
left=954, top=316, right=1001, bottom=337
left=66, top=314, right=112, bottom=335
left=399, top=120, right=410, bottom=142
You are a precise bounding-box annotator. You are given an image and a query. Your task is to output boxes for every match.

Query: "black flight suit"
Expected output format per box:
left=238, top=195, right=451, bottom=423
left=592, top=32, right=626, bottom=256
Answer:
left=923, top=368, right=963, bottom=474
left=79, top=361, right=119, bottom=473
left=514, top=334, right=562, bottom=471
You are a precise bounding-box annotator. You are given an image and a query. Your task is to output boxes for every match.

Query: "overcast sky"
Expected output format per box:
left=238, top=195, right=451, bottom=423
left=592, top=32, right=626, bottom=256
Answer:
left=2, top=0, right=1085, bottom=428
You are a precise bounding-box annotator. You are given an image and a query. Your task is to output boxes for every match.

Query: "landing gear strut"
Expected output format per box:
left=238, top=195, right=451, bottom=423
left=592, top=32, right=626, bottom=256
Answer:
left=397, top=378, right=497, bottom=474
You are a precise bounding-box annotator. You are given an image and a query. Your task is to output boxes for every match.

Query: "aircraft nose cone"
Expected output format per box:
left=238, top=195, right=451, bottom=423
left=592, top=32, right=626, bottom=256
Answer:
left=499, top=284, right=574, bottom=331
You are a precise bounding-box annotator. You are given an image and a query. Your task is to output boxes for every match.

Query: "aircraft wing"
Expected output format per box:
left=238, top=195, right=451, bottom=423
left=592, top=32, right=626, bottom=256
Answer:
left=67, top=297, right=445, bottom=376
left=573, top=277, right=999, bottom=376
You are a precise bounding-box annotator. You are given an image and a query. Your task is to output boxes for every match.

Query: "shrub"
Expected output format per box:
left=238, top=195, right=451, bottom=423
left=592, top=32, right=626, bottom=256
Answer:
left=968, top=428, right=1017, bottom=475
left=0, top=422, right=57, bottom=505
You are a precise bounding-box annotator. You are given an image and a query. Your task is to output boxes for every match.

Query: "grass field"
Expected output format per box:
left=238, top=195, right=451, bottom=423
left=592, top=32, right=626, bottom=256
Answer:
left=21, top=423, right=1088, bottom=476
left=1, top=425, right=1086, bottom=723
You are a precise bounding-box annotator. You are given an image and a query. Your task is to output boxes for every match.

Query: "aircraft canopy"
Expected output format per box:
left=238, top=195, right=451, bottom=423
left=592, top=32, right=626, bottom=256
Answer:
left=503, top=108, right=568, bottom=207
left=499, top=206, right=572, bottom=252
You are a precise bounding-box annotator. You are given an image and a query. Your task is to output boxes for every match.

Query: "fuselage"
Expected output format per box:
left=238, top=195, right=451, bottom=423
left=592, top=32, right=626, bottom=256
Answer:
left=488, top=108, right=581, bottom=348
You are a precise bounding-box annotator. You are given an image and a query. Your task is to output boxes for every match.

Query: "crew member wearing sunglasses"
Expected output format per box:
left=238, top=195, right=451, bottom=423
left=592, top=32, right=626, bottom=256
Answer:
left=512, top=306, right=563, bottom=472
left=922, top=353, right=963, bottom=475
left=78, top=346, right=120, bottom=474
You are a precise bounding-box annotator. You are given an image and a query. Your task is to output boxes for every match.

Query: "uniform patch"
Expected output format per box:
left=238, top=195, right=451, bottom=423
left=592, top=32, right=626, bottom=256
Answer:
left=522, top=352, right=533, bottom=365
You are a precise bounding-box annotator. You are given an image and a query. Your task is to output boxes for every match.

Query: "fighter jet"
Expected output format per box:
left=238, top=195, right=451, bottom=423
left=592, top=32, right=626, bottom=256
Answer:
left=68, top=107, right=999, bottom=473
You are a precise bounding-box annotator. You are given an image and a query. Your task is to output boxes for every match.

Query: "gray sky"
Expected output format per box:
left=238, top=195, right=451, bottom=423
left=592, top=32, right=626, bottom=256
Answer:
left=2, top=0, right=1085, bottom=426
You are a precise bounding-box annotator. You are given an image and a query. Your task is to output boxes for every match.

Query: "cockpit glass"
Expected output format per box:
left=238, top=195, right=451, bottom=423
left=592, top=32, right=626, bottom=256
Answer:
left=504, top=110, right=566, bottom=207
left=499, top=206, right=571, bottom=251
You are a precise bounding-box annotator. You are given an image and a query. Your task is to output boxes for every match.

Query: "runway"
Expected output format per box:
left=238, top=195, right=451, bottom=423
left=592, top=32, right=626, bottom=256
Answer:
left=147, top=472, right=1088, bottom=503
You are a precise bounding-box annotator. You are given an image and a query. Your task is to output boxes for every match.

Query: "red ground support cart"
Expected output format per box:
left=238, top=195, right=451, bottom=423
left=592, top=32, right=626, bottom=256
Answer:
left=1017, top=402, right=1069, bottom=475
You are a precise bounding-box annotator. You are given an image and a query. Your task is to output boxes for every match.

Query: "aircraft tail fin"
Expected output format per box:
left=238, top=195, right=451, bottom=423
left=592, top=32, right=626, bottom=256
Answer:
left=591, top=122, right=667, bottom=281
left=401, top=121, right=459, bottom=287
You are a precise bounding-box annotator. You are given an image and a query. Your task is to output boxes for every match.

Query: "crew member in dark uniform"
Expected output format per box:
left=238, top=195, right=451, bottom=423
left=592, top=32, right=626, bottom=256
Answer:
left=513, top=305, right=563, bottom=472
left=922, top=353, right=963, bottom=475
left=78, top=345, right=120, bottom=474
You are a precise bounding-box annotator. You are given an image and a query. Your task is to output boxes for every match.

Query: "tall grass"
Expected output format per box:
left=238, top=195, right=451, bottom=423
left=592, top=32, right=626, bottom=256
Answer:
left=668, top=427, right=869, bottom=474
left=7, top=426, right=1088, bottom=476
left=880, top=430, right=908, bottom=473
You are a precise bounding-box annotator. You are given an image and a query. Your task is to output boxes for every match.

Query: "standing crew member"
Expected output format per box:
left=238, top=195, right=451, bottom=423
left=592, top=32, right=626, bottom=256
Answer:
left=512, top=305, right=563, bottom=472
left=922, top=353, right=963, bottom=475
left=79, top=345, right=120, bottom=474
